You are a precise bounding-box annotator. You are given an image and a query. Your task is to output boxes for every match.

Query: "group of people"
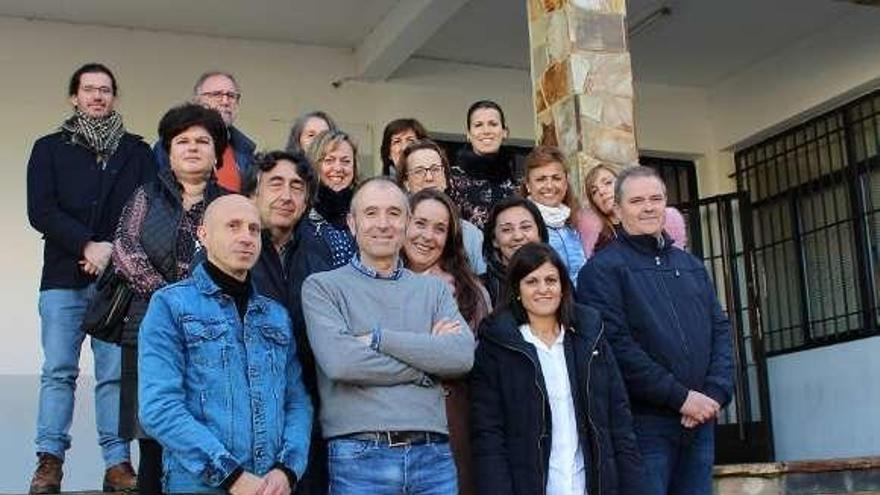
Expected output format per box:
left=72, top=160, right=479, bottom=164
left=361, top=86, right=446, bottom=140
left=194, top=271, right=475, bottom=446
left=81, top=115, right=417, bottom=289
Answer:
left=26, top=62, right=733, bottom=495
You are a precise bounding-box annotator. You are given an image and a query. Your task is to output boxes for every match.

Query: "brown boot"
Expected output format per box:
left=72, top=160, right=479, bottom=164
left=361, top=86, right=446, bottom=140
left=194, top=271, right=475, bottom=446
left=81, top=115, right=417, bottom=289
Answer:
left=103, top=461, right=137, bottom=493
left=29, top=452, right=63, bottom=495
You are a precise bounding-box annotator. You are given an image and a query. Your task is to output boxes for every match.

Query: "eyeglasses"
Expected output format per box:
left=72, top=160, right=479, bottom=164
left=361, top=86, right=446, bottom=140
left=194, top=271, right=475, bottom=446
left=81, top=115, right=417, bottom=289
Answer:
left=81, top=86, right=113, bottom=96
left=199, top=90, right=242, bottom=102
left=409, top=165, right=444, bottom=179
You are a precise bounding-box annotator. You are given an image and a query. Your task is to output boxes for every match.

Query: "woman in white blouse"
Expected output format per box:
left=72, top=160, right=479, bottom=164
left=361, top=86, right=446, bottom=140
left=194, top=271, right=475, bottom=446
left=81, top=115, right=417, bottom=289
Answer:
left=470, top=242, right=646, bottom=495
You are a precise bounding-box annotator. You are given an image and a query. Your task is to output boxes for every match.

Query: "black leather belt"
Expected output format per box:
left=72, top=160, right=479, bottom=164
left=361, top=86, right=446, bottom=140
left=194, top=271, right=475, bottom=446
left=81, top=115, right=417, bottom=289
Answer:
left=339, top=431, right=448, bottom=447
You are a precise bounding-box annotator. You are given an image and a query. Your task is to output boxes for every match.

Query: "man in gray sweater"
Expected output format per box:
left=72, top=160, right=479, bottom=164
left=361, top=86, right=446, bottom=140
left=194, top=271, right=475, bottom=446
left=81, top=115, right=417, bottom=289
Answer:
left=302, top=178, right=474, bottom=494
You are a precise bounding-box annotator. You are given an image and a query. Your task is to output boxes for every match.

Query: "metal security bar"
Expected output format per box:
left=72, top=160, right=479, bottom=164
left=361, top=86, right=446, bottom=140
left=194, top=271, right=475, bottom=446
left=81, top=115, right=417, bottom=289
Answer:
left=697, top=193, right=773, bottom=462
left=735, top=90, right=880, bottom=356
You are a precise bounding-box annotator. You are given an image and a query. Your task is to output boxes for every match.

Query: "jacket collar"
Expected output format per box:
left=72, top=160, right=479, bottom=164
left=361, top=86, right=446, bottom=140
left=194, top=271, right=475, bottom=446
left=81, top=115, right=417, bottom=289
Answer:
left=482, top=305, right=603, bottom=353
left=191, top=262, right=267, bottom=313
left=618, top=228, right=674, bottom=256
left=228, top=126, right=256, bottom=155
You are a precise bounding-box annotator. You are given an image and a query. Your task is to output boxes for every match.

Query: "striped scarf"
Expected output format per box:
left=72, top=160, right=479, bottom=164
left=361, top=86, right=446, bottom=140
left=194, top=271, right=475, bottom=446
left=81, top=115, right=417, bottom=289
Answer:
left=61, top=108, right=125, bottom=162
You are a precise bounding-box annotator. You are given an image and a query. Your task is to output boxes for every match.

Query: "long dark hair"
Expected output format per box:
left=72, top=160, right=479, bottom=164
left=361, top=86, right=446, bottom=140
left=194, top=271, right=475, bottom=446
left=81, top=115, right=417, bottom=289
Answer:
left=404, top=189, right=486, bottom=324
left=498, top=242, right=574, bottom=329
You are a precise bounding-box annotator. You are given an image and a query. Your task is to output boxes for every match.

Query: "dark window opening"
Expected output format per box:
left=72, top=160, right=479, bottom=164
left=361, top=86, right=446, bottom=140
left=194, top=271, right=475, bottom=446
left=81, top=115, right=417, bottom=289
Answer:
left=735, top=90, right=880, bottom=355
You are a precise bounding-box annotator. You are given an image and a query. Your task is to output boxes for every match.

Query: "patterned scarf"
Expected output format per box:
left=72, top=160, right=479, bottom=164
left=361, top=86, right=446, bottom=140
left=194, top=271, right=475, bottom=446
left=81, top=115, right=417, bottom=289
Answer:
left=61, top=108, right=125, bottom=162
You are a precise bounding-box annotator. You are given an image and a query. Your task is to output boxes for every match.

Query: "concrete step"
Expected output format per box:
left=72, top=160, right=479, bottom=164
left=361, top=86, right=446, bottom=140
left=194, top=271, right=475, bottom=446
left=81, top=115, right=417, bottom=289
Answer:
left=714, top=456, right=880, bottom=495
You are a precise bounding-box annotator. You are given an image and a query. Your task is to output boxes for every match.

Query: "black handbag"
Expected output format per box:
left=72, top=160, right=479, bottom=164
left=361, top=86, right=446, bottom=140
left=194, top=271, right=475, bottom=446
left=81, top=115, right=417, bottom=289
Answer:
left=81, top=265, right=133, bottom=344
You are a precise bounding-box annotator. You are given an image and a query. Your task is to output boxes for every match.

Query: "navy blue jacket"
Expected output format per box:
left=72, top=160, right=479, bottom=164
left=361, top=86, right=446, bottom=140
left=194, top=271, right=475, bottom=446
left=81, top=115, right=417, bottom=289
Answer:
left=251, top=220, right=333, bottom=495
left=576, top=231, right=734, bottom=417
left=252, top=220, right=332, bottom=401
left=27, top=130, right=157, bottom=290
left=470, top=304, right=646, bottom=495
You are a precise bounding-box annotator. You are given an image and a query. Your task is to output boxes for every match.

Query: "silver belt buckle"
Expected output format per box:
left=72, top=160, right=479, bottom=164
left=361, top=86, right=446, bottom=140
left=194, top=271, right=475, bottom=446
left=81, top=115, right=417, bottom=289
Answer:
left=386, top=431, right=409, bottom=448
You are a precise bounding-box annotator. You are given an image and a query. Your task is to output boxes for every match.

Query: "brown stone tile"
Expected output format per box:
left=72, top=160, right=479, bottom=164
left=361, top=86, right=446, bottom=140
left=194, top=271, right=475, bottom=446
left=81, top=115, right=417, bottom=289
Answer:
left=542, top=0, right=568, bottom=13
left=535, top=86, right=548, bottom=114
left=541, top=61, right=571, bottom=107
left=537, top=109, right=558, bottom=147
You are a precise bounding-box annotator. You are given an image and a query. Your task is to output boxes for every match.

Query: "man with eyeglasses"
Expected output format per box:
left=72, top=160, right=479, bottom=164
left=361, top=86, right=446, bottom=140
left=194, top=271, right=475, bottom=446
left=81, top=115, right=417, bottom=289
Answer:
left=153, top=70, right=256, bottom=192
left=26, top=62, right=156, bottom=494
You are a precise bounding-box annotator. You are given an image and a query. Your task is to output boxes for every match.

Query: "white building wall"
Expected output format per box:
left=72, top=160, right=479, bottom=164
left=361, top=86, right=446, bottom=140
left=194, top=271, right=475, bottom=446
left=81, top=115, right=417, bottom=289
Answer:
left=704, top=9, right=880, bottom=462
left=0, top=16, right=722, bottom=491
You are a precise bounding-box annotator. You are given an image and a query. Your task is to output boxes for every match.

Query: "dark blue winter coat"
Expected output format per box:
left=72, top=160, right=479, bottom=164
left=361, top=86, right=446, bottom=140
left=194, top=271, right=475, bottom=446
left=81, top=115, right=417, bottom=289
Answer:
left=27, top=130, right=156, bottom=290
left=470, top=304, right=646, bottom=495
left=576, top=231, right=734, bottom=417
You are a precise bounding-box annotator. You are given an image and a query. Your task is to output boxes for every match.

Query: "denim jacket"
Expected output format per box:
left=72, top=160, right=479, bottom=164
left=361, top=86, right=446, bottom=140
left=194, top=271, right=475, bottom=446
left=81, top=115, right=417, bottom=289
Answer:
left=139, top=264, right=312, bottom=494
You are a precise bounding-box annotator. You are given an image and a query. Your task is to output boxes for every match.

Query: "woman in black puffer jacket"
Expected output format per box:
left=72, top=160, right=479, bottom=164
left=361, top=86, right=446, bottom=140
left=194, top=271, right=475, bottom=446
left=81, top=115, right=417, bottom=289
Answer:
left=470, top=242, right=647, bottom=495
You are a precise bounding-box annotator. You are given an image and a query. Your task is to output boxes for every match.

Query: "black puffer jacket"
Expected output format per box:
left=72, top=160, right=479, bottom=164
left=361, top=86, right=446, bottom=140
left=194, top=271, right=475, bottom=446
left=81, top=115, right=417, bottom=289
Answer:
left=470, top=304, right=647, bottom=495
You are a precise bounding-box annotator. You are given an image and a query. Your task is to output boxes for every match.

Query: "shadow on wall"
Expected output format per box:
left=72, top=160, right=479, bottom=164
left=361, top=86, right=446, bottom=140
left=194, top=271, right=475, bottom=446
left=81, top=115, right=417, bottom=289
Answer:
left=0, top=375, right=139, bottom=493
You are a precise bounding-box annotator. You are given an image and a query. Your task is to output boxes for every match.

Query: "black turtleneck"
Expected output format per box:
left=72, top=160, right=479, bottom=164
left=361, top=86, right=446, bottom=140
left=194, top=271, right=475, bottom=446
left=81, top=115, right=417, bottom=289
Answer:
left=456, top=146, right=514, bottom=183
left=315, top=185, right=353, bottom=226
left=203, top=259, right=252, bottom=320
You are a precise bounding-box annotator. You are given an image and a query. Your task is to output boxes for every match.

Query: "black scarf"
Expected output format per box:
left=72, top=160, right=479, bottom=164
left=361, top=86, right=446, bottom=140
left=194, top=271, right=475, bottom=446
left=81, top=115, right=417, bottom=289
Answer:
left=204, top=260, right=252, bottom=320
left=456, top=146, right=514, bottom=183
left=314, top=185, right=354, bottom=226
left=60, top=108, right=125, bottom=162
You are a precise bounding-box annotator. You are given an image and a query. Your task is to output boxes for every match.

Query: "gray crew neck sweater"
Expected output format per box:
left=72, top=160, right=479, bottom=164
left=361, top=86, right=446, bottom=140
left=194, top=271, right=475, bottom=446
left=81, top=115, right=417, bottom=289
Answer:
left=302, top=262, right=475, bottom=438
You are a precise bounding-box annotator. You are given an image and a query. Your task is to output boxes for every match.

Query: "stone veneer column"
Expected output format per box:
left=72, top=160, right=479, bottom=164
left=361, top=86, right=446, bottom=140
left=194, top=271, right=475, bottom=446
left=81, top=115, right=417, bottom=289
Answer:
left=527, top=0, right=638, bottom=200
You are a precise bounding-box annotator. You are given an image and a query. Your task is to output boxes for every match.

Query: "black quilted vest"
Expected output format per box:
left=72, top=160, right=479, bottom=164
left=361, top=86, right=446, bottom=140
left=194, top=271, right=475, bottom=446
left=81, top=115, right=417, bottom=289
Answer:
left=140, top=168, right=226, bottom=283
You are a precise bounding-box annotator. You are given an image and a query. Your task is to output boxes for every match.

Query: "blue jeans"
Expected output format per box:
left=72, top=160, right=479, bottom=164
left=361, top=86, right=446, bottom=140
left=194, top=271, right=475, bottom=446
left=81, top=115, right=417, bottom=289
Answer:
left=36, top=287, right=129, bottom=466
left=633, top=414, right=714, bottom=495
left=327, top=437, right=457, bottom=495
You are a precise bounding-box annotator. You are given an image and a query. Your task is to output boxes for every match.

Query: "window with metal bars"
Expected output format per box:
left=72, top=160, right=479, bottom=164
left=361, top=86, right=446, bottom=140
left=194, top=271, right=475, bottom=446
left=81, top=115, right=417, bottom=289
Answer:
left=735, top=90, right=880, bottom=355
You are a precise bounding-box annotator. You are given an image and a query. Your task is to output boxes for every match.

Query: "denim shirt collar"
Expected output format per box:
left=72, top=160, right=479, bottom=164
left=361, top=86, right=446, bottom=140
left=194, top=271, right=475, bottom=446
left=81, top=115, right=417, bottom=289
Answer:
left=350, top=254, right=404, bottom=280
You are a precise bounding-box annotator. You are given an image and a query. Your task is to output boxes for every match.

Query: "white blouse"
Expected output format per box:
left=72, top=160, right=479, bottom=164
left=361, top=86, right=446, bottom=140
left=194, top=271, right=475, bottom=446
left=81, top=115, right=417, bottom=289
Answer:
left=519, top=324, right=587, bottom=495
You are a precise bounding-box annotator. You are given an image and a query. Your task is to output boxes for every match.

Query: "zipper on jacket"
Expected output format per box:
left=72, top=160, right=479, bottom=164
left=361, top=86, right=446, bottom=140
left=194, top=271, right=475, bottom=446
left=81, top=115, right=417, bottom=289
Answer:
left=656, top=254, right=691, bottom=356
left=100, top=284, right=128, bottom=328
left=585, top=323, right=603, bottom=495
left=498, top=340, right=548, bottom=493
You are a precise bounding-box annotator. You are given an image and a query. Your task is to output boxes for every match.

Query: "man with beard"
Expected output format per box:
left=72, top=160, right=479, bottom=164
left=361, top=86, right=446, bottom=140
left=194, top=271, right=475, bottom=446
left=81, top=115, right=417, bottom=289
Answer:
left=26, top=62, right=156, bottom=494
